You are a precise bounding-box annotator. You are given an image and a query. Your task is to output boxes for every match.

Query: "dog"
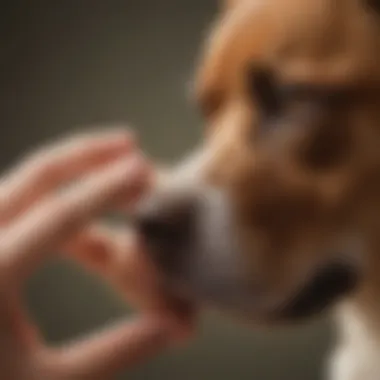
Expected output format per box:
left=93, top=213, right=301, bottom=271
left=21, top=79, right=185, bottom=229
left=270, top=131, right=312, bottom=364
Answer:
left=77, top=1, right=380, bottom=379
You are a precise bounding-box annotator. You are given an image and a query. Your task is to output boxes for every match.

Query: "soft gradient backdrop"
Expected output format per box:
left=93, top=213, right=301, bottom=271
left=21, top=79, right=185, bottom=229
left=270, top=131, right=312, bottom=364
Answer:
left=0, top=1, right=333, bottom=379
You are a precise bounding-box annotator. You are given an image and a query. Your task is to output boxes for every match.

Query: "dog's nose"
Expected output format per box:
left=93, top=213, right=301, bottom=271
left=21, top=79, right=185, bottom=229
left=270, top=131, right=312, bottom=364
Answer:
left=138, top=214, right=172, bottom=244
left=134, top=191, right=197, bottom=264
left=137, top=209, right=189, bottom=247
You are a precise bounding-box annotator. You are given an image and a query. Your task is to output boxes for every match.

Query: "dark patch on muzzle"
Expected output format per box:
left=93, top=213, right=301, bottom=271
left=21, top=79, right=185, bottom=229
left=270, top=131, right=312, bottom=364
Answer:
left=277, top=261, right=360, bottom=321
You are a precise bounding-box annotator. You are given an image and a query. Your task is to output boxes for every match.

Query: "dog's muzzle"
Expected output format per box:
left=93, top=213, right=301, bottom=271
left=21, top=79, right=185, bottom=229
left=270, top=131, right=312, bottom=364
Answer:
left=131, top=150, right=362, bottom=322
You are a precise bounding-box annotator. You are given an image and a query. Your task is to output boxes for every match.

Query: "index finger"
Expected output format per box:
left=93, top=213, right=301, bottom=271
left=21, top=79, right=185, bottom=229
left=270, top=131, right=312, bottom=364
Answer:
left=1, top=154, right=150, bottom=283
left=65, top=224, right=196, bottom=340
left=0, top=129, right=135, bottom=223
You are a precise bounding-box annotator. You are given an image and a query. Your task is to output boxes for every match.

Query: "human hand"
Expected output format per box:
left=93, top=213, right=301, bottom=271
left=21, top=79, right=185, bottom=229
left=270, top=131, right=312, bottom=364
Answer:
left=0, top=130, right=189, bottom=380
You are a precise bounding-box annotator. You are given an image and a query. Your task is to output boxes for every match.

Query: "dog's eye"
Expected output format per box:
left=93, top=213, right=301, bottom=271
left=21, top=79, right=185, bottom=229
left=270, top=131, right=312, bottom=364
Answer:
left=281, top=84, right=352, bottom=110
left=249, top=68, right=283, bottom=118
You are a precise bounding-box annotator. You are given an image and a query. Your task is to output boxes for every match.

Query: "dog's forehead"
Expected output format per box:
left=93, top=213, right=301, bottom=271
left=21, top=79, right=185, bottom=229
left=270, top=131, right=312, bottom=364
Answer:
left=195, top=0, right=380, bottom=102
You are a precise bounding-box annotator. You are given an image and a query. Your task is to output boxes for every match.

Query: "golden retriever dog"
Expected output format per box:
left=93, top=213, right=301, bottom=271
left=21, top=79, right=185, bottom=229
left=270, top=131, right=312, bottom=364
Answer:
left=75, top=1, right=380, bottom=379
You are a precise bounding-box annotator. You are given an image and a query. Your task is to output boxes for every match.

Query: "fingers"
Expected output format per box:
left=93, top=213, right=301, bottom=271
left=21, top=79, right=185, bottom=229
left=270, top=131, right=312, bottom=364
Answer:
left=64, top=224, right=120, bottom=275
left=64, top=224, right=197, bottom=340
left=42, top=317, right=173, bottom=380
left=0, top=130, right=135, bottom=223
left=64, top=224, right=137, bottom=278
left=65, top=223, right=170, bottom=311
left=65, top=225, right=166, bottom=310
left=1, top=154, right=149, bottom=283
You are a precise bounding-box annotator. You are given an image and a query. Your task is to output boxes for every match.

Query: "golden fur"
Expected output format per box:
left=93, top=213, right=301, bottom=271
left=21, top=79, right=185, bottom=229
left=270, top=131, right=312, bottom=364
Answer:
left=192, top=1, right=380, bottom=378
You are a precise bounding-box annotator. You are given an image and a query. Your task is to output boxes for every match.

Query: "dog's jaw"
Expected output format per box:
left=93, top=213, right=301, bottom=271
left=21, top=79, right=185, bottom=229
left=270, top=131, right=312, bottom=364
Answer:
left=138, top=146, right=363, bottom=323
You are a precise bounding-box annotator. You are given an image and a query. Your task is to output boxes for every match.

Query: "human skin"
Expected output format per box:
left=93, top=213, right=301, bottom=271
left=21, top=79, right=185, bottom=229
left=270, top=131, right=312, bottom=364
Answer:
left=0, top=129, right=192, bottom=380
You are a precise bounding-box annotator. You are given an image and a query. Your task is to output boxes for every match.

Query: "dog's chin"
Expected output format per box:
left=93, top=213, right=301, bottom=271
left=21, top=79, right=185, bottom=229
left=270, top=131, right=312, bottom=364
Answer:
left=143, top=231, right=361, bottom=326
left=142, top=236, right=360, bottom=325
left=135, top=183, right=362, bottom=326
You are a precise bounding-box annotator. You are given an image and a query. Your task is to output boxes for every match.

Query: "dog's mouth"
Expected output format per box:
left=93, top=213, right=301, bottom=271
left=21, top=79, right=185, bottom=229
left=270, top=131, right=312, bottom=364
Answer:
left=132, top=182, right=362, bottom=324
left=134, top=231, right=199, bottom=320
left=137, top=224, right=361, bottom=324
left=265, top=261, right=360, bottom=323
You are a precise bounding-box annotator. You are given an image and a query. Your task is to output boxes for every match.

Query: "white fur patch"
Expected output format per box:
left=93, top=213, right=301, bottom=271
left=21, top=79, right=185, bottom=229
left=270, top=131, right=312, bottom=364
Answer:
left=328, top=303, right=380, bottom=380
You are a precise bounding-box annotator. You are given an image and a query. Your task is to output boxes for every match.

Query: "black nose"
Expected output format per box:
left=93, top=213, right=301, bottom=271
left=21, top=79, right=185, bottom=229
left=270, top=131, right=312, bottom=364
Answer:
left=138, top=215, right=172, bottom=243
left=134, top=192, right=196, bottom=257
left=137, top=211, right=186, bottom=246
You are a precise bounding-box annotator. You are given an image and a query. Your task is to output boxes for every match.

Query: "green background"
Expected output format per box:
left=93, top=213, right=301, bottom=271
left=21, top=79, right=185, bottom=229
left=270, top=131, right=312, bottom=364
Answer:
left=0, top=1, right=333, bottom=379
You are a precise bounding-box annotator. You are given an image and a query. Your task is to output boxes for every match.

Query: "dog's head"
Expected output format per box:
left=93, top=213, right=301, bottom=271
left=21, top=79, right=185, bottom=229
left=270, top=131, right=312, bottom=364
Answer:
left=135, top=0, right=380, bottom=324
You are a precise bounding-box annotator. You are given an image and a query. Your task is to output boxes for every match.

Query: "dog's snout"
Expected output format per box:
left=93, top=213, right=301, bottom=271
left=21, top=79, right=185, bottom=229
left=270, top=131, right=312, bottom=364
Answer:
left=134, top=190, right=198, bottom=271
left=137, top=214, right=172, bottom=244
left=136, top=205, right=188, bottom=245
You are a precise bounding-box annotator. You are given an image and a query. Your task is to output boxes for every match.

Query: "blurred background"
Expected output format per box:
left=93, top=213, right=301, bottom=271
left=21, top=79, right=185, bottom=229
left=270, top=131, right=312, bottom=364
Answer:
left=0, top=1, right=333, bottom=379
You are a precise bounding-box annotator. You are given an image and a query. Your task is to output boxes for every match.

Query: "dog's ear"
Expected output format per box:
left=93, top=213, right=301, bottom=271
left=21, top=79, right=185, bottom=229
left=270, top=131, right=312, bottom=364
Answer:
left=366, top=0, right=380, bottom=13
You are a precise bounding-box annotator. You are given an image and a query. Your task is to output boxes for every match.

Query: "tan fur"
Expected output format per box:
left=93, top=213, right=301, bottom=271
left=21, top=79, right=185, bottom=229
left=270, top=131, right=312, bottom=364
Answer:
left=190, top=0, right=380, bottom=378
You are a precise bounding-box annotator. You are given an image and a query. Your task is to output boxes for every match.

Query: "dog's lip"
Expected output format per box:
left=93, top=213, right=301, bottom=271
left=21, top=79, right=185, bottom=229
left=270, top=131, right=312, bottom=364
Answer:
left=133, top=231, right=199, bottom=334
